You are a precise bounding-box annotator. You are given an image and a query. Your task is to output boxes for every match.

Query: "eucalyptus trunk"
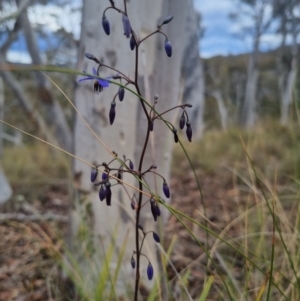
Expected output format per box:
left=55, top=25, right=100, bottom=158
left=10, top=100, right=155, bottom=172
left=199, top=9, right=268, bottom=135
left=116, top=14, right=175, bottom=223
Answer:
left=71, top=0, right=202, bottom=296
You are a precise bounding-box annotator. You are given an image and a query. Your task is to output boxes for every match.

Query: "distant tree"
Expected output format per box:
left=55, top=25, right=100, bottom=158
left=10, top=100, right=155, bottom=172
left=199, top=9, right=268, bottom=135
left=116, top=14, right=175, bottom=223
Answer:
left=273, top=0, right=299, bottom=125
left=0, top=0, right=72, bottom=151
left=230, top=0, right=273, bottom=127
left=206, top=57, right=229, bottom=130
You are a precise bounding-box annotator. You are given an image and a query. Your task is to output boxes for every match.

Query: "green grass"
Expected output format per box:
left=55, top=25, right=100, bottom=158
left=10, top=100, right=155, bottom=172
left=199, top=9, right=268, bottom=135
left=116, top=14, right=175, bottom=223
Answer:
left=173, top=119, right=300, bottom=183
left=1, top=142, right=69, bottom=200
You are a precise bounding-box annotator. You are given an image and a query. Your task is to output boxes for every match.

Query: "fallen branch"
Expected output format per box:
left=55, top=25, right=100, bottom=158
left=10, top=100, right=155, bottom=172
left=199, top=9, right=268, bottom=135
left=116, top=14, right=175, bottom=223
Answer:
left=0, top=212, right=68, bottom=222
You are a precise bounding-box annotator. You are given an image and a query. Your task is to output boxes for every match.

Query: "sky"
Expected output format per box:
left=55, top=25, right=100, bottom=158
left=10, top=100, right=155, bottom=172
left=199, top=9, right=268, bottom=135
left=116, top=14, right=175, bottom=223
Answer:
left=194, top=0, right=283, bottom=58
left=3, top=0, right=298, bottom=62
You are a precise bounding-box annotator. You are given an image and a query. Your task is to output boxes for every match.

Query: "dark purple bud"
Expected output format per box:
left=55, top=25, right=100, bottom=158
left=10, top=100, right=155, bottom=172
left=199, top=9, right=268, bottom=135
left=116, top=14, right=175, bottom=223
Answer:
left=179, top=113, right=186, bottom=129
left=117, top=171, right=122, bottom=181
left=99, top=185, right=106, bottom=201
left=147, top=263, right=154, bottom=280
left=163, top=181, right=170, bottom=198
left=149, top=120, right=154, bottom=132
left=109, top=101, right=116, bottom=125
left=164, top=39, right=172, bottom=57
left=131, top=199, right=135, bottom=210
left=105, top=182, right=112, bottom=206
left=173, top=128, right=179, bottom=143
left=122, top=13, right=131, bottom=38
left=91, top=167, right=98, bottom=182
left=138, top=224, right=144, bottom=231
left=130, top=35, right=136, bottom=50
left=102, top=171, right=108, bottom=181
left=150, top=199, right=157, bottom=222
left=131, top=257, right=135, bottom=269
left=153, top=232, right=160, bottom=243
left=155, top=205, right=161, bottom=216
left=129, top=160, right=134, bottom=170
left=118, top=86, right=125, bottom=101
left=162, top=15, right=173, bottom=25
left=186, top=122, right=192, bottom=142
left=102, top=15, right=110, bottom=36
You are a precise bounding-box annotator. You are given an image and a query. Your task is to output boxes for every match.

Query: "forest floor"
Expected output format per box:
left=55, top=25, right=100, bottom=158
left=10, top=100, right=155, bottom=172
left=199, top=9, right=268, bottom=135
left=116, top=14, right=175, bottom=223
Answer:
left=0, top=167, right=235, bottom=301
left=1, top=121, right=299, bottom=300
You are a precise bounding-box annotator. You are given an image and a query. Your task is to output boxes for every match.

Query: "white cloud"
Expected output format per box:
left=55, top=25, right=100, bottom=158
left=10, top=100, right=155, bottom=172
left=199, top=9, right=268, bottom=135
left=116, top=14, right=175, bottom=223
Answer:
left=6, top=50, right=32, bottom=64
left=28, top=2, right=81, bottom=39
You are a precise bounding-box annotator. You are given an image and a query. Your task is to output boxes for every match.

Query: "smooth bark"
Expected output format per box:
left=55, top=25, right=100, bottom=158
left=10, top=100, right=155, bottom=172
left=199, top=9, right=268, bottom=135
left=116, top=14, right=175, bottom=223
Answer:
left=72, top=0, right=203, bottom=296
left=15, top=0, right=72, bottom=151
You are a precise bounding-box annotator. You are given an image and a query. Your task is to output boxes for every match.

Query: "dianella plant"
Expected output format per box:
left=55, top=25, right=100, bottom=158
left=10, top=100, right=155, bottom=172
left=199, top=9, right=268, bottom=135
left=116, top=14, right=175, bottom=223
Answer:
left=78, top=0, right=193, bottom=299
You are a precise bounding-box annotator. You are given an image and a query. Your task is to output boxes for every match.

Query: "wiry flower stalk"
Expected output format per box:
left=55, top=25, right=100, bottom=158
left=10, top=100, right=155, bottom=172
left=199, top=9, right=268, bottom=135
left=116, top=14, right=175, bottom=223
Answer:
left=79, top=3, right=193, bottom=300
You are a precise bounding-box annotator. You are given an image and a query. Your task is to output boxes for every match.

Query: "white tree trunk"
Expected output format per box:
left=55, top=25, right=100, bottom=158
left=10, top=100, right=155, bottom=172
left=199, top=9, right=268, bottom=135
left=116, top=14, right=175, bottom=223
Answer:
left=182, top=5, right=205, bottom=139
left=212, top=90, right=228, bottom=130
left=280, top=62, right=297, bottom=125
left=0, top=77, right=13, bottom=204
left=16, top=0, right=72, bottom=151
left=71, top=0, right=202, bottom=296
left=242, top=54, right=259, bottom=127
left=279, top=28, right=298, bottom=126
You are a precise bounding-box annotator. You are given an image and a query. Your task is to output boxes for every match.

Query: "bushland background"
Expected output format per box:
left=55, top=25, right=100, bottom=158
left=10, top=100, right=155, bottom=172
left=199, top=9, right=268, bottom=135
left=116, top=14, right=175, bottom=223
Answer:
left=0, top=0, right=300, bottom=300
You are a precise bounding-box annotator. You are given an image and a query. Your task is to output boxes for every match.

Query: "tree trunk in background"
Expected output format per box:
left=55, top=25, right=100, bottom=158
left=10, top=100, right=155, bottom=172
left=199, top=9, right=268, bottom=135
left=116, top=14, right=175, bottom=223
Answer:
left=16, top=0, right=72, bottom=152
left=279, top=21, right=298, bottom=125
left=182, top=6, right=205, bottom=139
left=72, top=0, right=202, bottom=295
left=280, top=57, right=297, bottom=125
left=242, top=52, right=259, bottom=127
left=212, top=90, right=228, bottom=130
left=237, top=0, right=272, bottom=128
left=0, top=78, right=13, bottom=204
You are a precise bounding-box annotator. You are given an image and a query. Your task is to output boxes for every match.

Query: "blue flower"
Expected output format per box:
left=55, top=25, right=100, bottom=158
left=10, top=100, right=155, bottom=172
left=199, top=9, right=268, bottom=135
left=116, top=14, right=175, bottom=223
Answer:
left=79, top=68, right=110, bottom=92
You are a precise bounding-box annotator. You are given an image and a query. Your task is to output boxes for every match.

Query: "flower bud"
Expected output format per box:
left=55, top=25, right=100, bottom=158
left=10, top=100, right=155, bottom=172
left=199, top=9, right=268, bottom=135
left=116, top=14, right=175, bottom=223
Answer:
left=118, top=86, right=125, bottom=101
left=91, top=167, right=98, bottom=182
left=102, top=15, right=110, bottom=36
left=105, top=181, right=112, bottom=206
left=131, top=257, right=136, bottom=269
left=150, top=199, right=157, bottom=222
left=162, top=15, right=173, bottom=25
left=164, top=39, right=172, bottom=57
left=186, top=122, right=192, bottom=142
left=147, top=263, right=154, bottom=280
left=131, top=199, right=136, bottom=210
left=130, top=35, right=136, bottom=50
left=122, top=13, right=131, bottom=38
left=129, top=160, right=134, bottom=170
left=179, top=113, right=186, bottom=129
left=155, top=205, right=161, bottom=216
left=117, top=170, right=122, bottom=181
left=149, top=120, right=154, bottom=132
left=109, top=101, right=116, bottom=125
left=153, top=232, right=160, bottom=243
left=99, top=185, right=106, bottom=201
left=173, top=128, right=179, bottom=143
left=102, top=171, right=108, bottom=181
left=163, top=181, right=170, bottom=198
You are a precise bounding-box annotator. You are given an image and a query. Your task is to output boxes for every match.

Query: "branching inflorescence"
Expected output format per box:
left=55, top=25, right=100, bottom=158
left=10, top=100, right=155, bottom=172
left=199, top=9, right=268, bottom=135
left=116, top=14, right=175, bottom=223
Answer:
left=78, top=1, right=193, bottom=299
